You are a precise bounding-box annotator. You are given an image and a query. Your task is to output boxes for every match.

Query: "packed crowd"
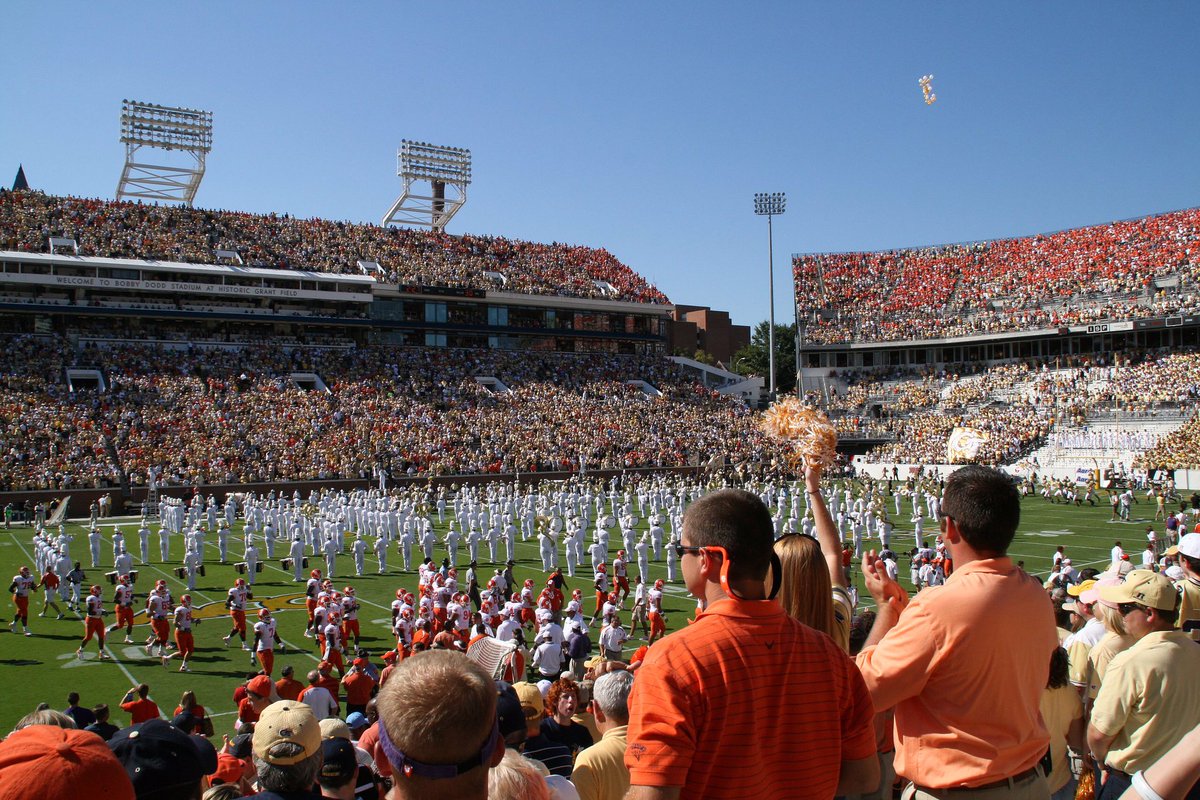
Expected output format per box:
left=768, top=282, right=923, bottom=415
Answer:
left=1138, top=415, right=1200, bottom=470
left=795, top=206, right=1200, bottom=343
left=860, top=404, right=1053, bottom=465
left=0, top=336, right=766, bottom=490
left=0, top=189, right=669, bottom=304
left=822, top=350, right=1200, bottom=467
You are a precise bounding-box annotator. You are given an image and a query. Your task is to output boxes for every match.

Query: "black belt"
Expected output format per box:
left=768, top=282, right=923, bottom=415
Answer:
left=919, top=765, right=1042, bottom=793
left=1105, top=766, right=1131, bottom=780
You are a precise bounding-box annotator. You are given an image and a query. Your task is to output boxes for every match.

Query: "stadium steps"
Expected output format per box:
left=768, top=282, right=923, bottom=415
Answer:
left=1023, top=415, right=1190, bottom=480
left=474, top=376, right=512, bottom=394
left=290, top=372, right=330, bottom=393
left=101, top=436, right=131, bottom=497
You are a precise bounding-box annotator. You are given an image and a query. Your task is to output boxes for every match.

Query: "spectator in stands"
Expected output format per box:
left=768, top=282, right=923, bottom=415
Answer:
left=1040, top=647, right=1085, bottom=800
left=1088, top=571, right=1200, bottom=799
left=206, top=752, right=254, bottom=797
left=572, top=669, right=633, bottom=800
left=120, top=683, right=161, bottom=725
left=317, top=738, right=366, bottom=800
left=775, top=462, right=855, bottom=651
left=856, top=465, right=1058, bottom=797
left=86, top=703, right=121, bottom=741
left=488, top=750, right=552, bottom=800
left=514, top=681, right=573, bottom=778
left=275, top=664, right=304, bottom=701
left=340, top=657, right=377, bottom=716
left=298, top=669, right=338, bottom=721
left=540, top=678, right=592, bottom=756
left=1164, top=533, right=1200, bottom=639
left=0, top=723, right=136, bottom=800
left=63, top=690, right=96, bottom=728
left=0, top=190, right=669, bottom=305
left=375, top=650, right=504, bottom=800
left=12, top=708, right=76, bottom=730
left=625, top=488, right=878, bottom=799
left=243, top=700, right=324, bottom=800
left=108, top=718, right=218, bottom=800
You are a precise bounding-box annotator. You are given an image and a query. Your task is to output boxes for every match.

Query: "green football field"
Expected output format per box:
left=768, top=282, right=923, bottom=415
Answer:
left=0, top=490, right=1158, bottom=733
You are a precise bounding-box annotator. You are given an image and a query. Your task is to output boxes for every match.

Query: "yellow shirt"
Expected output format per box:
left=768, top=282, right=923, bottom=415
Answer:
left=1039, top=685, right=1083, bottom=793
left=1177, top=577, right=1200, bottom=643
left=1091, top=630, right=1200, bottom=773
left=572, top=725, right=629, bottom=800
left=1086, top=632, right=1133, bottom=699
left=832, top=585, right=854, bottom=653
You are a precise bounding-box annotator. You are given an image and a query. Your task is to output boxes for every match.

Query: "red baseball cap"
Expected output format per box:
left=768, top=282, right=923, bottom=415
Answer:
left=247, top=674, right=274, bottom=697
left=0, top=725, right=135, bottom=800
left=208, top=753, right=248, bottom=786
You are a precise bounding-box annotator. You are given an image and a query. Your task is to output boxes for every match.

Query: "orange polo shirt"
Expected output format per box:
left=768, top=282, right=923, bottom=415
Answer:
left=626, top=596, right=876, bottom=798
left=856, top=557, right=1058, bottom=789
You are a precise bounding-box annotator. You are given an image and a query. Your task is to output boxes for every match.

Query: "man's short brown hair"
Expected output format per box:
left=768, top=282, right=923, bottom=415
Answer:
left=682, top=489, right=774, bottom=582
left=377, top=649, right=496, bottom=766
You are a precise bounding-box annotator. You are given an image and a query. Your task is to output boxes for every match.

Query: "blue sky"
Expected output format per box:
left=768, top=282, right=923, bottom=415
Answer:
left=3, top=2, right=1199, bottom=328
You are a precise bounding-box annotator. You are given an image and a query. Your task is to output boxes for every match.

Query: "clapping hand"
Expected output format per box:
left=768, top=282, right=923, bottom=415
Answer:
left=862, top=550, right=909, bottom=613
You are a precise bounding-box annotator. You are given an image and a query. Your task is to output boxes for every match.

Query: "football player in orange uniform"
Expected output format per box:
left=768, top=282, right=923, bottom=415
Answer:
left=76, top=584, right=109, bottom=659
left=223, top=578, right=252, bottom=650
left=8, top=566, right=35, bottom=636
left=107, top=574, right=136, bottom=643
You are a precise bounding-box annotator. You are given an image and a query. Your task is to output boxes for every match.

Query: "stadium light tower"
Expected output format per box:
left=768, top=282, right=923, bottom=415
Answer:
left=381, top=140, right=472, bottom=232
left=116, top=100, right=213, bottom=206
left=754, top=192, right=786, bottom=398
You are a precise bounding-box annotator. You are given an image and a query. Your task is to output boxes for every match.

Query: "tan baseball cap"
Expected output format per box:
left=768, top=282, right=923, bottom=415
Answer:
left=1098, top=569, right=1180, bottom=612
left=253, top=701, right=321, bottom=765
left=1166, top=533, right=1200, bottom=559
left=512, top=681, right=544, bottom=722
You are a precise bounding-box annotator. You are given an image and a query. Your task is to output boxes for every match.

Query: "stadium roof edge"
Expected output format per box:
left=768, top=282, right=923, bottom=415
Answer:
left=789, top=203, right=1200, bottom=259
left=485, top=288, right=674, bottom=314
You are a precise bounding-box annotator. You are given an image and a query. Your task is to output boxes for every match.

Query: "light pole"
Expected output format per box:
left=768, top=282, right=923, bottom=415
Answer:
left=754, top=192, right=785, bottom=398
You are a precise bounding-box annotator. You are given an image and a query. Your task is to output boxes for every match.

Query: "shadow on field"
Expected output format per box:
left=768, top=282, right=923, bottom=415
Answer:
left=0, top=659, right=41, bottom=666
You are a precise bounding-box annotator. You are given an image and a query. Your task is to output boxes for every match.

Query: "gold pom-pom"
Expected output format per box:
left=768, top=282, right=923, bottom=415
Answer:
left=760, top=397, right=839, bottom=468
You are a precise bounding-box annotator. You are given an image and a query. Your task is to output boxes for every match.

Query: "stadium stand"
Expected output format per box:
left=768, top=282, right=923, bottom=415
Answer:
left=793, top=207, right=1200, bottom=343
left=820, top=350, right=1200, bottom=471
left=0, top=336, right=765, bottom=491
left=0, top=190, right=668, bottom=304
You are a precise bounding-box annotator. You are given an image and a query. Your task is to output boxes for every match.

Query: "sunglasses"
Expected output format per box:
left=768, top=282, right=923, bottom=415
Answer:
left=1117, top=602, right=1149, bottom=617
left=671, top=542, right=707, bottom=558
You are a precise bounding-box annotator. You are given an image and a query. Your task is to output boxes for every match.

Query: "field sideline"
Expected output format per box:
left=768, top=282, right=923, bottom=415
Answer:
left=0, top=490, right=1162, bottom=732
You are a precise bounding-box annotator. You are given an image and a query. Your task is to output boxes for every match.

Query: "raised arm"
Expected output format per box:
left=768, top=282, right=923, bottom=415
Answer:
left=806, top=464, right=846, bottom=589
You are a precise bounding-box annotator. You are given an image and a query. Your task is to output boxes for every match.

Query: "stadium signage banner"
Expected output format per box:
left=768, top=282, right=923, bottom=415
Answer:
left=1066, top=320, right=1134, bottom=334
left=1, top=272, right=368, bottom=302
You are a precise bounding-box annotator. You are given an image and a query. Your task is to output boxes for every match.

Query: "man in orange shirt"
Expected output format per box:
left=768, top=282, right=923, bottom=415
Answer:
left=275, top=664, right=304, bottom=701
left=856, top=465, right=1059, bottom=798
left=625, top=489, right=879, bottom=800
left=119, top=683, right=161, bottom=725
left=341, top=657, right=378, bottom=716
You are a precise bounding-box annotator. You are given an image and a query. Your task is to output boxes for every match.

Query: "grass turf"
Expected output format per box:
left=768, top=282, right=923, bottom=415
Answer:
left=0, top=490, right=1159, bottom=733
